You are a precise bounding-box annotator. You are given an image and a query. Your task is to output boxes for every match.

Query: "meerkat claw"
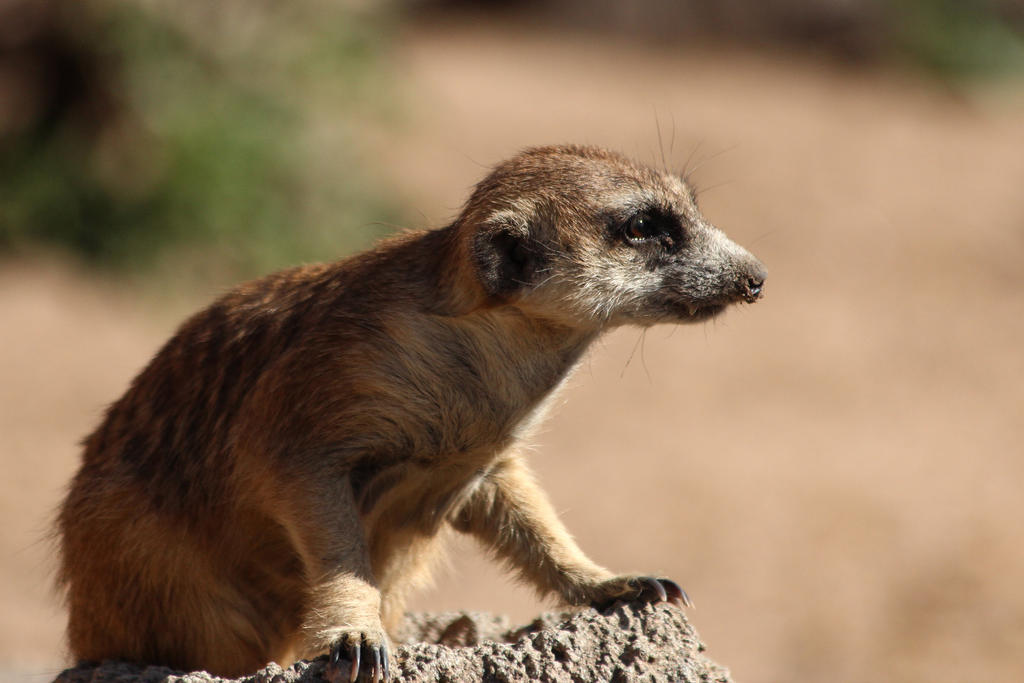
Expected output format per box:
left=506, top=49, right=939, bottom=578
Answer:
left=613, top=576, right=692, bottom=609
left=659, top=578, right=694, bottom=608
left=328, top=636, right=390, bottom=683
left=326, top=639, right=357, bottom=683
left=348, top=644, right=360, bottom=683
left=637, top=576, right=668, bottom=603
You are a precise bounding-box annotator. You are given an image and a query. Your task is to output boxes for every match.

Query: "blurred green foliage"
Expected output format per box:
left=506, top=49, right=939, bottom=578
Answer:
left=0, top=0, right=403, bottom=280
left=891, top=0, right=1024, bottom=78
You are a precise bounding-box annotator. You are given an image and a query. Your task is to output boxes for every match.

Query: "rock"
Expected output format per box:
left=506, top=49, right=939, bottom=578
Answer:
left=54, top=603, right=731, bottom=683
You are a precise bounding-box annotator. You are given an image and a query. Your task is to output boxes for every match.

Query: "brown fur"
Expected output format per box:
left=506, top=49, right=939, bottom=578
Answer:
left=56, top=145, right=766, bottom=678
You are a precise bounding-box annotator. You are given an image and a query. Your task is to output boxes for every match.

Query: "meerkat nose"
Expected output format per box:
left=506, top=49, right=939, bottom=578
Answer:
left=744, top=277, right=764, bottom=301
left=742, top=263, right=767, bottom=303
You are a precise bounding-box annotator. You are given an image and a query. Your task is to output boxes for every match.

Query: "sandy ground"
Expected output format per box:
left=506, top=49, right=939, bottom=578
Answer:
left=2, top=17, right=1024, bottom=683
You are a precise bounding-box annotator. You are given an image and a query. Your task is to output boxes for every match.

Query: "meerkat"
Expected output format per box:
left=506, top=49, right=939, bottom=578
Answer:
left=56, top=144, right=766, bottom=682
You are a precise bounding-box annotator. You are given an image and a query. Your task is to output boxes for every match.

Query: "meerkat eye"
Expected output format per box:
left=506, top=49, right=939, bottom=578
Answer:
left=621, top=211, right=680, bottom=250
left=623, top=212, right=658, bottom=243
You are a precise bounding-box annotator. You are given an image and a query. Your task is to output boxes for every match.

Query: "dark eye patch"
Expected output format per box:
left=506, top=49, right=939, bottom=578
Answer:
left=618, top=209, right=684, bottom=252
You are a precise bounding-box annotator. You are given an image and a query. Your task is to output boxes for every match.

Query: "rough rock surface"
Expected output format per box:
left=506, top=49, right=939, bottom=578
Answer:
left=53, top=603, right=731, bottom=683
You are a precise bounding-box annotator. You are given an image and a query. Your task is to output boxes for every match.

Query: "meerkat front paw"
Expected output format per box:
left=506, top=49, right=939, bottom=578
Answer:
left=326, top=630, right=390, bottom=683
left=587, top=575, right=693, bottom=611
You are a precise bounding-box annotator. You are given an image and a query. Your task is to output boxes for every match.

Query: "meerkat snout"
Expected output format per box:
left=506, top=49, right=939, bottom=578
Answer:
left=743, top=272, right=766, bottom=303
left=732, top=252, right=767, bottom=303
left=735, top=241, right=768, bottom=300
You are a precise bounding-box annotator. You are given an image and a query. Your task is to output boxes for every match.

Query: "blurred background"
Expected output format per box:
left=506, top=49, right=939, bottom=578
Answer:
left=2, top=1, right=1022, bottom=682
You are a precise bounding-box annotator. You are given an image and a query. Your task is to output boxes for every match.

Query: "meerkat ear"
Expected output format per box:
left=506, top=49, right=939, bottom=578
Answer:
left=471, top=215, right=542, bottom=298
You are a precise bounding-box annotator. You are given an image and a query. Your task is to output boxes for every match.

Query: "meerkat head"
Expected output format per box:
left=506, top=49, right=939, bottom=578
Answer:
left=464, top=144, right=766, bottom=328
